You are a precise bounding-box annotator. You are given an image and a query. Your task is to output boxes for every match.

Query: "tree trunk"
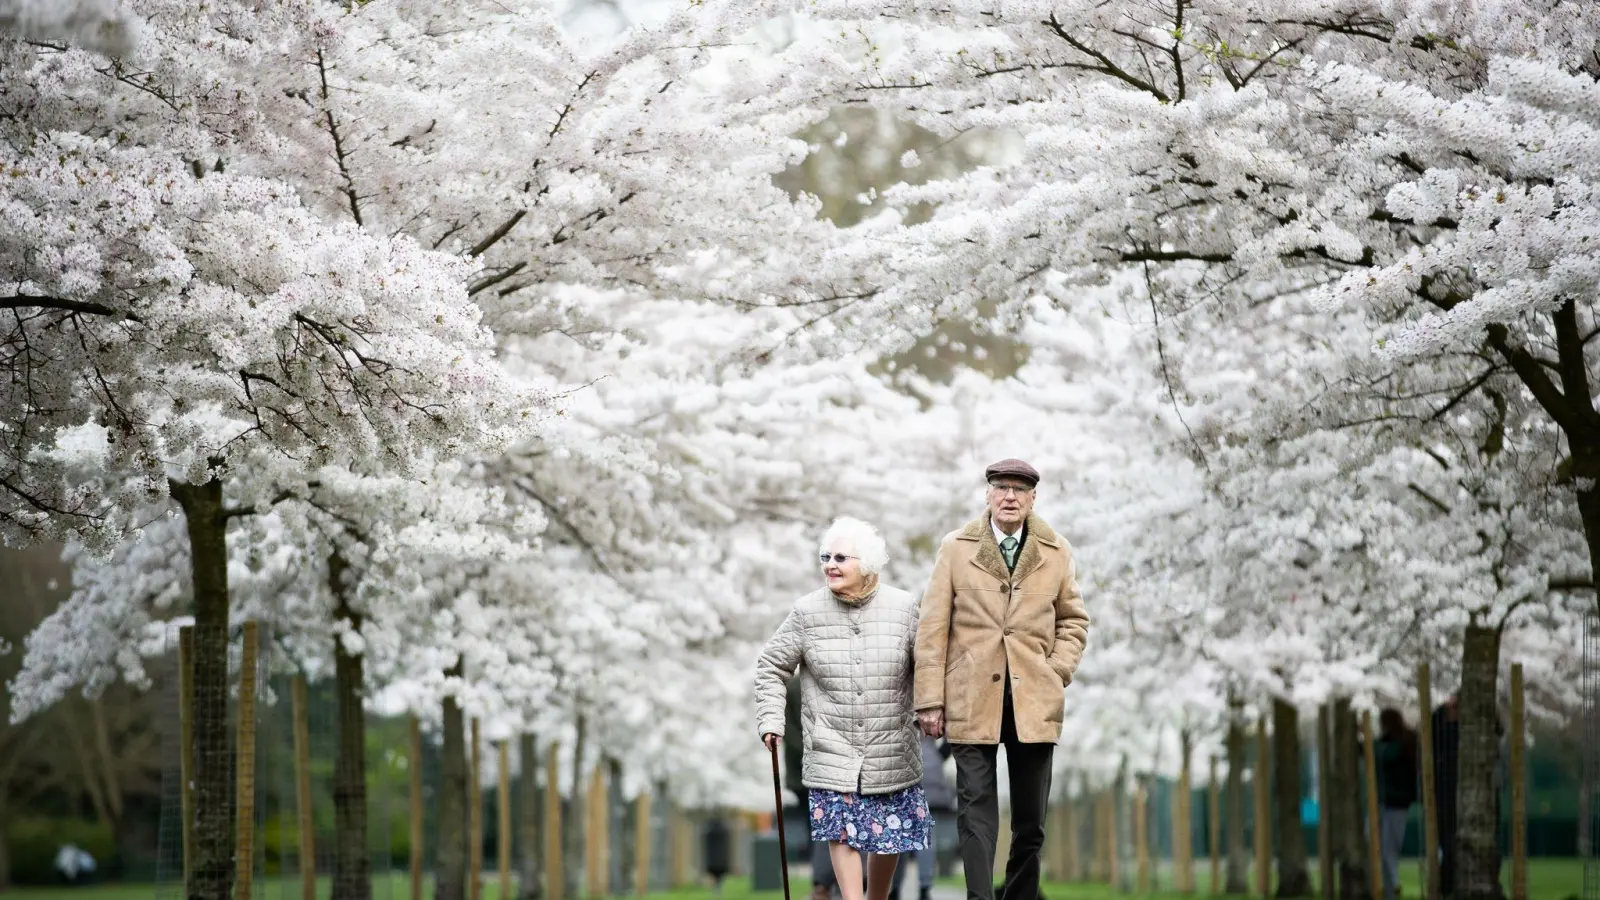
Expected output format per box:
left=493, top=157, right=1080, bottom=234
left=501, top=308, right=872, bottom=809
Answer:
left=608, top=758, right=630, bottom=896
left=562, top=717, right=586, bottom=900
left=333, top=584, right=371, bottom=900
left=1456, top=625, right=1504, bottom=900
left=0, top=799, right=11, bottom=891
left=1317, top=706, right=1333, bottom=900
left=1227, top=707, right=1250, bottom=894
left=1115, top=759, right=1133, bottom=892
left=519, top=735, right=544, bottom=900
left=90, top=699, right=125, bottom=823
left=1274, top=699, right=1312, bottom=897
left=438, top=674, right=469, bottom=900
left=1331, top=700, right=1370, bottom=900
left=171, top=477, right=234, bottom=900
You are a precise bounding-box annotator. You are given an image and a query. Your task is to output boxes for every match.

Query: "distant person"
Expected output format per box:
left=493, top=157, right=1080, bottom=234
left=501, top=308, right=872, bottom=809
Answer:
left=54, top=843, right=95, bottom=884
left=703, top=817, right=731, bottom=897
left=1374, top=708, right=1419, bottom=900
left=756, top=517, right=931, bottom=900
left=889, top=734, right=957, bottom=900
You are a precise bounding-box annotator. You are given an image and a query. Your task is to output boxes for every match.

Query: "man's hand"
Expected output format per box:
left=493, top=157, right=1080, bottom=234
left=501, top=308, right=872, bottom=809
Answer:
left=917, top=708, right=944, bottom=738
left=762, top=732, right=781, bottom=752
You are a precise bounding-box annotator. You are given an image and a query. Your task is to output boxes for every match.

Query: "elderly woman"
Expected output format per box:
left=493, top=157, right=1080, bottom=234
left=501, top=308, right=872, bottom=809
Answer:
left=756, top=517, right=929, bottom=900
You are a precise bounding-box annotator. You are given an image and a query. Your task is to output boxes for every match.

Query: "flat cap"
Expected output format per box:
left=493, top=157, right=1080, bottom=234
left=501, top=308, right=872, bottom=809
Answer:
left=984, top=458, right=1039, bottom=486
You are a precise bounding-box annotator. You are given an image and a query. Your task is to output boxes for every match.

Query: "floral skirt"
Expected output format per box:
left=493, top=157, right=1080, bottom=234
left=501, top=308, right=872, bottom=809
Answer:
left=808, top=785, right=932, bottom=854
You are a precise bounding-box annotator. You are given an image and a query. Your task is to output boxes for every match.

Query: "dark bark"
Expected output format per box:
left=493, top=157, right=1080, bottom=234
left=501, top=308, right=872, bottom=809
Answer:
left=1273, top=699, right=1312, bottom=897
left=1455, top=625, right=1505, bottom=900
left=1115, top=759, right=1133, bottom=892
left=1331, top=700, right=1370, bottom=900
left=437, top=671, right=469, bottom=900
left=518, top=735, right=543, bottom=900
left=1317, top=706, right=1333, bottom=900
left=562, top=716, right=586, bottom=900
left=0, top=800, right=10, bottom=891
left=332, top=568, right=371, bottom=900
left=1579, top=775, right=1591, bottom=861
left=608, top=757, right=629, bottom=895
left=1576, top=486, right=1600, bottom=613
left=1226, top=707, right=1249, bottom=894
left=1510, top=300, right=1600, bottom=610
left=170, top=477, right=233, bottom=900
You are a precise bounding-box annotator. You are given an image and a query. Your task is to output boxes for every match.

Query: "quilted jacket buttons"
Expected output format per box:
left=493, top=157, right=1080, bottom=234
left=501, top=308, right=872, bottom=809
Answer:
left=752, top=585, right=924, bottom=795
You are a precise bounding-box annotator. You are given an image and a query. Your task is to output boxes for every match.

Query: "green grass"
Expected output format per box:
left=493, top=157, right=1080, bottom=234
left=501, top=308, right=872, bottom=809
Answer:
left=0, top=873, right=813, bottom=900
left=994, top=857, right=1584, bottom=900
left=2, top=861, right=1584, bottom=900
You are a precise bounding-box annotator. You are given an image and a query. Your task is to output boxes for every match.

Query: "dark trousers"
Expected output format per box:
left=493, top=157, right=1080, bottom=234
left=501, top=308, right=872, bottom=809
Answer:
left=952, top=693, right=1054, bottom=900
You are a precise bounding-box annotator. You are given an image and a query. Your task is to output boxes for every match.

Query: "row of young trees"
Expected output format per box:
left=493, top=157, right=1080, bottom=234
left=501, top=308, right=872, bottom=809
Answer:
left=728, top=6, right=1598, bottom=900
left=0, top=0, right=875, bottom=898
left=4, top=5, right=1599, bottom=900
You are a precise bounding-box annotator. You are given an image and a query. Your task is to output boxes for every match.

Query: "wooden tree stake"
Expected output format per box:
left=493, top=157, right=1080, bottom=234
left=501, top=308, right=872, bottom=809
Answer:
left=1136, top=779, right=1151, bottom=894
left=1209, top=756, right=1221, bottom=896
left=586, top=765, right=608, bottom=898
left=1177, top=733, right=1194, bottom=893
left=544, top=743, right=563, bottom=900
left=1065, top=789, right=1082, bottom=882
left=1417, top=664, right=1440, bottom=900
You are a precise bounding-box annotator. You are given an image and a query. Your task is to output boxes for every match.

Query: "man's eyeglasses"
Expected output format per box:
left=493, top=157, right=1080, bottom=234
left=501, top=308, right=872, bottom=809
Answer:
left=988, top=483, right=1034, bottom=497
left=819, top=553, right=859, bottom=565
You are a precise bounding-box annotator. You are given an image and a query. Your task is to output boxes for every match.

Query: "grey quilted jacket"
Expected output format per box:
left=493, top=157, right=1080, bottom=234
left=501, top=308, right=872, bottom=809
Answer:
left=754, top=585, right=922, bottom=795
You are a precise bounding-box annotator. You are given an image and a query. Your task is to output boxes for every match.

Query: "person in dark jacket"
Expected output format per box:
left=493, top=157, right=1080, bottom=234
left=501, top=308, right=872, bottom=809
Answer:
left=889, top=736, right=956, bottom=900
left=1374, top=708, right=1419, bottom=899
left=703, top=817, right=731, bottom=897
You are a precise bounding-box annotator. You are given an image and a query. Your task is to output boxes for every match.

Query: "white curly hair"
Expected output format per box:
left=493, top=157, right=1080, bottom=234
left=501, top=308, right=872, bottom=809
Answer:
left=817, top=516, right=890, bottom=576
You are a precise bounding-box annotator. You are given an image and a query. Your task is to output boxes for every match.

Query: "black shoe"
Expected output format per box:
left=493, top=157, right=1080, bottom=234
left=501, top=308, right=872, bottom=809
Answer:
left=918, top=889, right=932, bottom=900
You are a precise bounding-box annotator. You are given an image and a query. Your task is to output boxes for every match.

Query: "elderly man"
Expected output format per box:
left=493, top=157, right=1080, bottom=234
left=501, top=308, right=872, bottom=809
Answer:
left=914, top=459, right=1089, bottom=900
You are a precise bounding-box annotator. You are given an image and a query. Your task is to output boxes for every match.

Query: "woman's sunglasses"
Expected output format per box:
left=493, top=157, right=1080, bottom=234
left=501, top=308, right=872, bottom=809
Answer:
left=819, top=553, right=859, bottom=565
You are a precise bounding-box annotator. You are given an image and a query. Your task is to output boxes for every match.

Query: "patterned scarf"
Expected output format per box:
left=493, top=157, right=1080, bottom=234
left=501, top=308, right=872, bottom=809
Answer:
left=831, top=573, right=880, bottom=607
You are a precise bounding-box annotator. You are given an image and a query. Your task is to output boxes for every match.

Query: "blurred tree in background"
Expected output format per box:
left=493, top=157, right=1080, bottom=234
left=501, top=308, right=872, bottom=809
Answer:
left=0, top=548, right=165, bottom=887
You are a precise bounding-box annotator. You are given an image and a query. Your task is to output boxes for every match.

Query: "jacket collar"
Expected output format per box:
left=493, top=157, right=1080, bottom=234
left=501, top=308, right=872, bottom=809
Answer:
left=957, top=512, right=1059, bottom=583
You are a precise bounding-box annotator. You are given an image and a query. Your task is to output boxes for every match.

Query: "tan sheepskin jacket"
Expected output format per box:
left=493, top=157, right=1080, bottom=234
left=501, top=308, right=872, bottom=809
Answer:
left=914, top=513, right=1089, bottom=744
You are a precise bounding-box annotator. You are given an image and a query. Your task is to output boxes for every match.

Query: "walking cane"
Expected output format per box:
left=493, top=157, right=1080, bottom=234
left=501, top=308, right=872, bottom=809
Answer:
left=768, top=738, right=793, bottom=900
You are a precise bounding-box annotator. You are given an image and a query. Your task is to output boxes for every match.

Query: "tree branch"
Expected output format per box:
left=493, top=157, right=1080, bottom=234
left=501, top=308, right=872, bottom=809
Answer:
left=468, top=211, right=527, bottom=258
left=1406, top=482, right=1452, bottom=515
left=1485, top=323, right=1585, bottom=437
left=1, top=296, right=132, bottom=319
left=1044, top=14, right=1172, bottom=103
left=1552, top=296, right=1598, bottom=429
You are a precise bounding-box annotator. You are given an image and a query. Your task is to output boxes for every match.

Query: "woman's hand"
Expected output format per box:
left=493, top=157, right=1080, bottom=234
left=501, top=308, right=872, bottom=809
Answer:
left=762, top=732, right=781, bottom=751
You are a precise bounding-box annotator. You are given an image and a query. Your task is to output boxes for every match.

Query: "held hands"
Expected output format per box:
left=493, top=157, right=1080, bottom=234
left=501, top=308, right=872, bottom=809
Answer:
left=762, top=732, right=780, bottom=752
left=917, top=708, right=944, bottom=738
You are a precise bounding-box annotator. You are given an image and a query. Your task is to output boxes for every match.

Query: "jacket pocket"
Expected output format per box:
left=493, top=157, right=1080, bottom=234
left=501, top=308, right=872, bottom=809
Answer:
left=1045, top=684, right=1066, bottom=723
left=944, top=652, right=974, bottom=723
